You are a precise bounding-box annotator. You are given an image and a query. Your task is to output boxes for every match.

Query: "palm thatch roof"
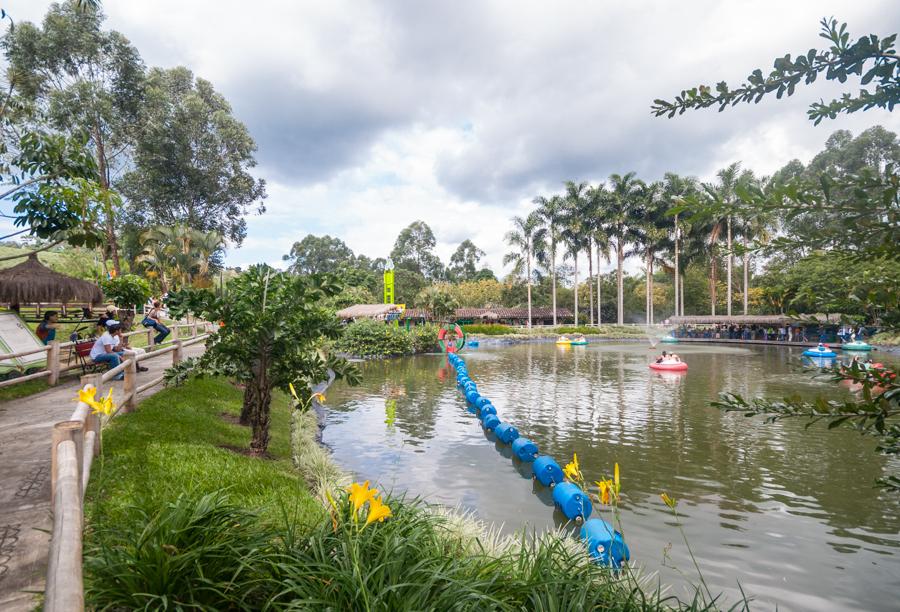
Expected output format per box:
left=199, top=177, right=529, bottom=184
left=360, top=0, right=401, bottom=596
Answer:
left=336, top=304, right=401, bottom=319
left=670, top=315, right=795, bottom=325
left=0, top=254, right=103, bottom=305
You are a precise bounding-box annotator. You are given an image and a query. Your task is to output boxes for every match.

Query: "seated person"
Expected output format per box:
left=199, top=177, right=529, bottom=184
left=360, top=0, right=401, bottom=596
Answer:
left=36, top=311, right=60, bottom=345
left=112, top=324, right=149, bottom=372
left=655, top=350, right=668, bottom=364
left=142, top=300, right=171, bottom=345
left=97, top=305, right=117, bottom=329
left=90, top=321, right=126, bottom=380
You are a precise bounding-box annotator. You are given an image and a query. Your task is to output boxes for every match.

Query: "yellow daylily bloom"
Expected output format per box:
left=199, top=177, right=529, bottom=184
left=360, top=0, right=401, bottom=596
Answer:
left=288, top=382, right=299, bottom=402
left=660, top=492, right=677, bottom=509
left=614, top=462, right=620, bottom=496
left=92, top=389, right=115, bottom=416
left=348, top=481, right=378, bottom=512
left=76, top=387, right=101, bottom=410
left=563, top=453, right=583, bottom=483
left=365, top=496, right=392, bottom=526
left=312, top=392, right=326, bottom=403
left=596, top=479, right=613, bottom=505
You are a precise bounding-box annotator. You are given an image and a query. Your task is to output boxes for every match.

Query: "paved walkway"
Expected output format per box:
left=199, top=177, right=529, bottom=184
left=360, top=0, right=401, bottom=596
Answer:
left=0, top=344, right=205, bottom=611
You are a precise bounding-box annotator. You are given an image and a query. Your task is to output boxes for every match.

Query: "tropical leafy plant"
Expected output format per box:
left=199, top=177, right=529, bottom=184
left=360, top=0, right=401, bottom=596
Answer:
left=99, top=274, right=151, bottom=309
left=166, top=265, right=359, bottom=455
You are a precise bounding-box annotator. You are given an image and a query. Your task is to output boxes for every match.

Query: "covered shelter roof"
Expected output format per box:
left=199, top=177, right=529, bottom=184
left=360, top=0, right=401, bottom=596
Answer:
left=335, top=304, right=400, bottom=319
left=0, top=254, right=103, bottom=305
left=670, top=315, right=795, bottom=325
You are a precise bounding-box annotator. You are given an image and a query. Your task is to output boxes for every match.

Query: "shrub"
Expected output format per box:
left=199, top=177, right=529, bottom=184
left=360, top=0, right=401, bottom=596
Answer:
left=99, top=274, right=152, bottom=309
left=463, top=323, right=517, bottom=336
left=337, top=320, right=413, bottom=357
left=410, top=323, right=439, bottom=353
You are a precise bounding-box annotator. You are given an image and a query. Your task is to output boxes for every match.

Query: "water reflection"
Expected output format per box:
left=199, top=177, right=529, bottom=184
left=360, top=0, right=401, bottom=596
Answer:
left=324, top=343, right=900, bottom=611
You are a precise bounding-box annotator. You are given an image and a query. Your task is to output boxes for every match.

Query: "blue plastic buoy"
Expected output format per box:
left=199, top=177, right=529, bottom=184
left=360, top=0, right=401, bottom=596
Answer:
left=478, top=404, right=497, bottom=419
left=511, top=438, right=538, bottom=462
left=482, top=414, right=501, bottom=431
left=465, top=391, right=480, bottom=404
left=580, top=519, right=629, bottom=568
left=532, top=456, right=564, bottom=487
left=552, top=482, right=593, bottom=521
left=494, top=422, right=519, bottom=444
left=476, top=397, right=491, bottom=410
left=467, top=340, right=479, bottom=347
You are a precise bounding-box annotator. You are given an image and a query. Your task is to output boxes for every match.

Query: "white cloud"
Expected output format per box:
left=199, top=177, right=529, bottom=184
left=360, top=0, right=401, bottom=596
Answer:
left=6, top=0, right=900, bottom=276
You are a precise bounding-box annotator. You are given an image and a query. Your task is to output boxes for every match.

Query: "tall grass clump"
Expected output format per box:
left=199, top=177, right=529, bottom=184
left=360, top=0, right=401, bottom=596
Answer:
left=86, top=489, right=669, bottom=611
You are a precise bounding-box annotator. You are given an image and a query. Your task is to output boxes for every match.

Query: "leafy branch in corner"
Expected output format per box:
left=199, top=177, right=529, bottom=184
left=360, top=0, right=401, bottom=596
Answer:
left=713, top=362, right=899, bottom=491
left=652, top=18, right=899, bottom=124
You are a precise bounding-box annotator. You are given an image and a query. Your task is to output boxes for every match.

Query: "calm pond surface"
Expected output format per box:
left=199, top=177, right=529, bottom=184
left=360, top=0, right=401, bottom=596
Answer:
left=324, top=342, right=900, bottom=611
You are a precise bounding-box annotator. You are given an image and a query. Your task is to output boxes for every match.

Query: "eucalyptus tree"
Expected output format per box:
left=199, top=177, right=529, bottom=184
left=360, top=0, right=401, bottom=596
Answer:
left=4, top=0, right=146, bottom=274
left=120, top=66, right=266, bottom=246
left=503, top=212, right=545, bottom=329
left=606, top=172, right=645, bottom=324
left=534, top=194, right=565, bottom=325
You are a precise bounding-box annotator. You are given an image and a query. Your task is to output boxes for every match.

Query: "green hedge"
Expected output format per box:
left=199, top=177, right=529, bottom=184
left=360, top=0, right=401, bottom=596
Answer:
left=462, top=323, right=517, bottom=336
left=556, top=325, right=644, bottom=336
left=336, top=321, right=440, bottom=358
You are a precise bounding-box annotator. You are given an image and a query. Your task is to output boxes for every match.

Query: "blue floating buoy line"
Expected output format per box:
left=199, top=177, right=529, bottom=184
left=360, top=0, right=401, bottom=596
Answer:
left=447, top=352, right=630, bottom=568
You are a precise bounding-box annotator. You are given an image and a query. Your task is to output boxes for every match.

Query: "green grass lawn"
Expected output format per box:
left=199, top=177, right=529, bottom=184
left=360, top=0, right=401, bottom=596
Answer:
left=84, top=377, right=322, bottom=529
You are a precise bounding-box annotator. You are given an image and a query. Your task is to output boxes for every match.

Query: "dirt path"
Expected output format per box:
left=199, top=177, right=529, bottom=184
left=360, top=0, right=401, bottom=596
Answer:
left=0, top=344, right=205, bottom=611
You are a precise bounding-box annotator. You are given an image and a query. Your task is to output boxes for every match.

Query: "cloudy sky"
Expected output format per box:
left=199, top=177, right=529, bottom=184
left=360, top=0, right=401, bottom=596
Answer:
left=8, top=0, right=900, bottom=275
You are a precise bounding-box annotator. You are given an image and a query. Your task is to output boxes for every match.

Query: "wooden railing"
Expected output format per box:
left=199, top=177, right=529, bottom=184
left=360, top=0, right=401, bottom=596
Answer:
left=44, top=332, right=210, bottom=611
left=0, top=321, right=213, bottom=391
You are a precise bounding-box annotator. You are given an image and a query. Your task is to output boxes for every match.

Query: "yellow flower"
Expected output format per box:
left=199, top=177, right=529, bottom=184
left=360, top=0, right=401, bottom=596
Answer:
left=92, top=389, right=115, bottom=416
left=76, top=387, right=101, bottom=411
left=324, top=489, right=339, bottom=531
left=365, top=496, right=392, bottom=526
left=348, top=481, right=378, bottom=512
left=563, top=453, right=583, bottom=483
left=312, top=392, right=326, bottom=403
left=614, top=462, right=620, bottom=497
left=660, top=492, right=677, bottom=509
left=596, top=479, right=612, bottom=505
left=288, top=382, right=299, bottom=402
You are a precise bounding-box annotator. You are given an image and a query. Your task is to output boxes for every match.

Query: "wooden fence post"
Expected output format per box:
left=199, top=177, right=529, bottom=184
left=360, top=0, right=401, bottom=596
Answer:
left=191, top=322, right=198, bottom=338
left=123, top=357, right=137, bottom=412
left=147, top=328, right=154, bottom=349
left=48, top=339, right=61, bottom=386
left=51, top=421, right=83, bottom=501
left=173, top=339, right=183, bottom=365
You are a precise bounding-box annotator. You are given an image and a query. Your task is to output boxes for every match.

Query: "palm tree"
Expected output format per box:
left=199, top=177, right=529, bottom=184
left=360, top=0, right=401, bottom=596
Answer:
left=504, top=212, right=545, bottom=330
left=694, top=184, right=728, bottom=315
left=193, top=229, right=225, bottom=280
left=606, top=172, right=645, bottom=325
left=715, top=163, right=742, bottom=316
left=534, top=194, right=565, bottom=326
left=632, top=182, right=671, bottom=325
left=660, top=173, right=698, bottom=317
left=735, top=172, right=775, bottom=314
left=560, top=220, right=583, bottom=326
left=590, top=184, right=613, bottom=324
left=564, top=181, right=595, bottom=325
left=138, top=224, right=225, bottom=289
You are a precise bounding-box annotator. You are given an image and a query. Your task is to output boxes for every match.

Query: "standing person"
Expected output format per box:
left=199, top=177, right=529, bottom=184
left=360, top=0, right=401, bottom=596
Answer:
left=36, top=311, right=60, bottom=345
left=142, top=300, right=170, bottom=345
left=90, top=322, right=126, bottom=380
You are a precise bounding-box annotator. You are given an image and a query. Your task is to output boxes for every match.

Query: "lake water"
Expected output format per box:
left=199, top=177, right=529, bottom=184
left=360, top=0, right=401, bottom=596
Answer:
left=323, top=342, right=900, bottom=611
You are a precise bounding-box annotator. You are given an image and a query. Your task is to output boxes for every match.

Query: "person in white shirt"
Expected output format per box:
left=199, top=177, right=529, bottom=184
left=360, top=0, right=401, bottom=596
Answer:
left=90, top=321, right=126, bottom=380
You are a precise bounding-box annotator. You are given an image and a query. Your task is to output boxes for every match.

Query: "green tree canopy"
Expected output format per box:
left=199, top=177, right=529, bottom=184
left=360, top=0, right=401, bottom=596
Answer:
left=390, top=220, right=443, bottom=280
left=283, top=234, right=356, bottom=275
left=119, top=66, right=266, bottom=245
left=3, top=0, right=145, bottom=272
left=447, top=239, right=485, bottom=282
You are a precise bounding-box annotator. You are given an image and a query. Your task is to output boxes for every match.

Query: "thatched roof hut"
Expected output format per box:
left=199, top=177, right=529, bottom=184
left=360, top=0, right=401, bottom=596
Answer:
left=0, top=254, right=103, bottom=305
left=335, top=304, right=400, bottom=320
